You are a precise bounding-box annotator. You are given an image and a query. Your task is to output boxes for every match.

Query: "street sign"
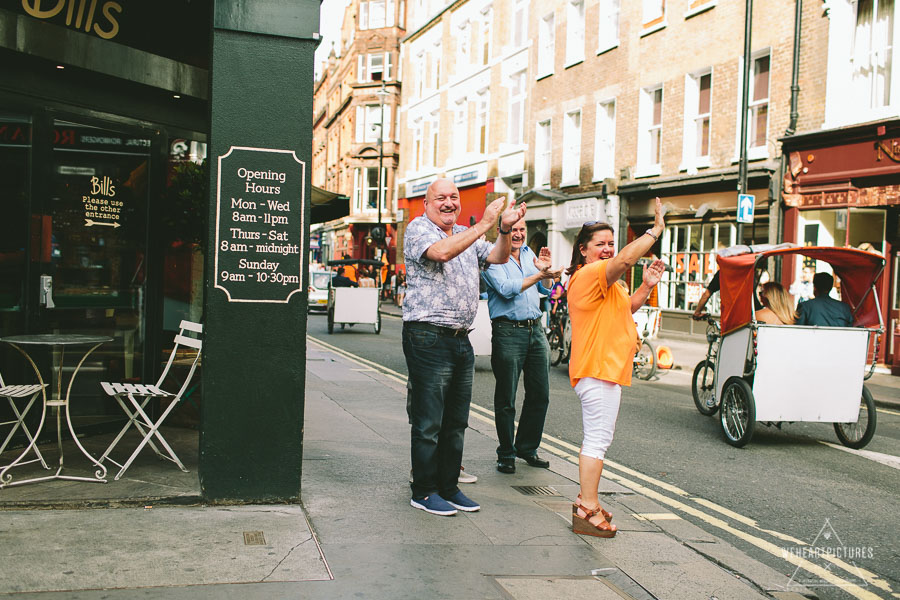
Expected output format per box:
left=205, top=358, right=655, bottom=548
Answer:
left=737, top=194, right=755, bottom=224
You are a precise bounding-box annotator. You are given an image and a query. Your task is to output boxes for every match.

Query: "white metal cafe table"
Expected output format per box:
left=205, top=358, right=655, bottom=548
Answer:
left=0, top=334, right=112, bottom=487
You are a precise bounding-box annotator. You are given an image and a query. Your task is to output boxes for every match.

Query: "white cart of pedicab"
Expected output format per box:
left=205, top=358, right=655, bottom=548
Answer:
left=711, top=244, right=885, bottom=448
left=326, top=258, right=384, bottom=334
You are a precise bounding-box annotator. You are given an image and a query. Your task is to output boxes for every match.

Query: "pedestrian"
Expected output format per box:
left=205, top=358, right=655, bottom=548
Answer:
left=566, top=198, right=666, bottom=538
left=482, top=218, right=562, bottom=474
left=403, top=177, right=526, bottom=516
left=396, top=271, right=406, bottom=307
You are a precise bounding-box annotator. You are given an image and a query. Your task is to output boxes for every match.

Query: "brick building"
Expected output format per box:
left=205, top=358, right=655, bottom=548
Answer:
left=312, top=0, right=405, bottom=263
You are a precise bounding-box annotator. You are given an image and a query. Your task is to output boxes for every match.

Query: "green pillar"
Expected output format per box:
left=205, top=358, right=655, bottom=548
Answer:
left=201, top=0, right=319, bottom=501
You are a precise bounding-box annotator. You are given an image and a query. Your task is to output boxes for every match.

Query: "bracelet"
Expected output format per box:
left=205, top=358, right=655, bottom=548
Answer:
left=498, top=226, right=511, bottom=235
left=645, top=230, right=659, bottom=242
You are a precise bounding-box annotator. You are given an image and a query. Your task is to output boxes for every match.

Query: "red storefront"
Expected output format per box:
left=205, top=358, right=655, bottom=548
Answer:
left=781, top=119, right=900, bottom=373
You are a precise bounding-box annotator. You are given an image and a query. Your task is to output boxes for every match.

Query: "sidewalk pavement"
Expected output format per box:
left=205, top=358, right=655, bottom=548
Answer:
left=380, top=303, right=899, bottom=410
left=1, top=329, right=817, bottom=599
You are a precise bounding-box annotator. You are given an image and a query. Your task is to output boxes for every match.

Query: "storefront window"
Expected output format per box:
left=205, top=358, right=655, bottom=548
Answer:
left=658, top=222, right=735, bottom=312
left=0, top=115, right=30, bottom=326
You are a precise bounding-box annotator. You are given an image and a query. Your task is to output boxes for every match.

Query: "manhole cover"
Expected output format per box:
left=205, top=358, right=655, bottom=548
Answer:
left=243, top=531, right=266, bottom=545
left=512, top=485, right=561, bottom=496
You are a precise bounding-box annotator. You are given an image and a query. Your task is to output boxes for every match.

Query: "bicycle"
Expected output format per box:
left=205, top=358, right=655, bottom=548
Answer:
left=691, top=313, right=720, bottom=415
left=632, top=306, right=659, bottom=380
left=547, top=298, right=570, bottom=367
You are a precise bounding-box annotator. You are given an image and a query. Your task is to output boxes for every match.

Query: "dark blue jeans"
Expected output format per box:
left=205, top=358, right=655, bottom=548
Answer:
left=403, top=322, right=474, bottom=500
left=490, top=321, right=550, bottom=460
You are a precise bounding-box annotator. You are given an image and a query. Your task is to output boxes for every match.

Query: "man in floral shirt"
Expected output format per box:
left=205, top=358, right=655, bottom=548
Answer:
left=404, top=178, right=526, bottom=516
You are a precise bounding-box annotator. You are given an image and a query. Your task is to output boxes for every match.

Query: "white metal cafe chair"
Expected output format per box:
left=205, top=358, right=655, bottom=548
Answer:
left=0, top=372, right=49, bottom=469
left=98, top=320, right=202, bottom=480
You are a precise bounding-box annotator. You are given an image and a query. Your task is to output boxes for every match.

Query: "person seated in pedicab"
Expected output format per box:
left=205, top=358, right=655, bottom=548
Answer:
left=755, top=282, right=797, bottom=325
left=332, top=266, right=358, bottom=288
left=795, top=272, right=853, bottom=327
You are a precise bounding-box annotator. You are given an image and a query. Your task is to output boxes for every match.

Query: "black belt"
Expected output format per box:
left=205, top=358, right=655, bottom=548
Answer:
left=405, top=321, right=471, bottom=337
left=492, top=317, right=541, bottom=328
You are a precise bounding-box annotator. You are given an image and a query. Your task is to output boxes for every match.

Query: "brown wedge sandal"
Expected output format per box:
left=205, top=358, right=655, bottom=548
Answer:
left=574, top=494, right=613, bottom=523
left=572, top=502, right=617, bottom=538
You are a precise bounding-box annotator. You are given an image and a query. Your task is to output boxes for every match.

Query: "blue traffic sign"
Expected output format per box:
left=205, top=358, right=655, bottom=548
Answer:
left=737, top=194, right=755, bottom=224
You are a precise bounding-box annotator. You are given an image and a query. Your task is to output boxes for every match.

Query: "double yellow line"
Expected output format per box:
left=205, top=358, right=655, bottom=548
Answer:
left=308, top=335, right=894, bottom=599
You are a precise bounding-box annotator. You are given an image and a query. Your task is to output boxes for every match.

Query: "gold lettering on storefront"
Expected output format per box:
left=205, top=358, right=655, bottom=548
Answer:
left=874, top=138, right=900, bottom=162
left=21, top=0, right=121, bottom=40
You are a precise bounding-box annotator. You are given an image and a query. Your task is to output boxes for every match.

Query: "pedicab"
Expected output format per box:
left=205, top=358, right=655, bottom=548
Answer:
left=708, top=243, right=884, bottom=448
left=326, top=258, right=383, bottom=334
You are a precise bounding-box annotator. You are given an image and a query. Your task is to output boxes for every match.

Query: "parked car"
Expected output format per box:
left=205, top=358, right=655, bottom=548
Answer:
left=308, top=270, right=333, bottom=312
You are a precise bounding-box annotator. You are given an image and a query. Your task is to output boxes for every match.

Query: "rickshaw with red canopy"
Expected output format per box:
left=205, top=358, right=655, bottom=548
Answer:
left=708, top=243, right=885, bottom=448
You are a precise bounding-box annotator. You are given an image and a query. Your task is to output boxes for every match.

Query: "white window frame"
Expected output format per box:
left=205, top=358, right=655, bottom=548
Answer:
left=413, top=118, right=424, bottom=171
left=353, top=167, right=388, bottom=213
left=431, top=41, right=441, bottom=89
left=734, top=50, right=770, bottom=162
left=535, top=119, right=552, bottom=187
left=681, top=68, right=712, bottom=172
left=457, top=21, right=471, bottom=69
left=593, top=99, right=616, bottom=182
left=641, top=0, right=666, bottom=35
left=511, top=0, right=528, bottom=48
left=476, top=90, right=490, bottom=154
left=562, top=108, right=582, bottom=185
left=429, top=110, right=440, bottom=167
left=508, top=71, right=526, bottom=145
left=637, top=84, right=663, bottom=176
left=453, top=99, right=469, bottom=156
left=684, top=0, right=716, bottom=19
left=566, top=0, right=585, bottom=67
left=480, top=8, right=493, bottom=65
left=360, top=0, right=393, bottom=29
left=538, top=12, right=556, bottom=78
left=415, top=51, right=426, bottom=97
left=356, top=104, right=390, bottom=143
left=597, top=0, right=620, bottom=54
left=851, top=0, right=895, bottom=111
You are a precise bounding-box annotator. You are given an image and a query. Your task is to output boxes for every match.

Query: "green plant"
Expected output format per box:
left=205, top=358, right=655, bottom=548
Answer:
left=163, top=160, right=208, bottom=247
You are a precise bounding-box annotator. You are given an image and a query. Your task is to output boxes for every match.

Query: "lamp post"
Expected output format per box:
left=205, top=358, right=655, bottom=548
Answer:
left=736, top=0, right=753, bottom=244
left=374, top=80, right=390, bottom=252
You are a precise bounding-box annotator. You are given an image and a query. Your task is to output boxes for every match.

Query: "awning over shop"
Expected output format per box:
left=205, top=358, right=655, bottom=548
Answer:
left=311, top=186, right=349, bottom=224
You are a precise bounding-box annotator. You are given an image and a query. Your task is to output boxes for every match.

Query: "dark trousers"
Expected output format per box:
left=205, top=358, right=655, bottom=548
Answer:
left=490, top=321, right=550, bottom=460
left=403, top=322, right=474, bottom=499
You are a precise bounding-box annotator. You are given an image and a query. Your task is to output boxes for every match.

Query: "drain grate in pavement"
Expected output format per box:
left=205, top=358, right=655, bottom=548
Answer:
left=592, top=568, right=658, bottom=600
left=512, top=485, right=561, bottom=496
left=243, top=531, right=266, bottom=545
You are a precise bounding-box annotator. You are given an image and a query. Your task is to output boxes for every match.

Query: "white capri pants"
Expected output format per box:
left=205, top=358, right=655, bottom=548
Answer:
left=574, top=377, right=621, bottom=460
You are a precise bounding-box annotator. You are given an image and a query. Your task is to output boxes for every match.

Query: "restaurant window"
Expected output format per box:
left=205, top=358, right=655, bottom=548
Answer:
left=852, top=0, right=895, bottom=110
left=0, top=114, right=29, bottom=337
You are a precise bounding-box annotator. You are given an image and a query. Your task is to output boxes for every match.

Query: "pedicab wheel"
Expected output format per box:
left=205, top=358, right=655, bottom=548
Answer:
left=374, top=311, right=382, bottom=334
left=634, top=340, right=658, bottom=380
left=834, top=385, right=877, bottom=449
left=720, top=376, right=755, bottom=447
left=549, top=328, right=565, bottom=367
left=692, top=360, right=718, bottom=416
left=327, top=307, right=334, bottom=334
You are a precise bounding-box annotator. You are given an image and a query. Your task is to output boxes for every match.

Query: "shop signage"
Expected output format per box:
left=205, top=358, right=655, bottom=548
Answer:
left=82, top=174, right=122, bottom=228
left=453, top=170, right=479, bottom=184
left=737, top=194, right=755, bottom=224
left=673, top=253, right=717, bottom=277
left=564, top=198, right=603, bottom=229
left=214, top=146, right=305, bottom=304
left=410, top=179, right=433, bottom=196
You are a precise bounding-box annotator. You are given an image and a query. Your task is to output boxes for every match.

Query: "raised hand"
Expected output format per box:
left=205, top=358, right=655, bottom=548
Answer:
left=500, top=200, right=527, bottom=229
left=653, top=197, right=665, bottom=231
left=642, top=259, right=666, bottom=288
left=534, top=247, right=563, bottom=278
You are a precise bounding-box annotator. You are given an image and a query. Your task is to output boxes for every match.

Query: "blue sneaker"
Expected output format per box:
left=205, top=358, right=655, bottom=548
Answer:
left=444, top=490, right=480, bottom=512
left=410, top=495, right=457, bottom=516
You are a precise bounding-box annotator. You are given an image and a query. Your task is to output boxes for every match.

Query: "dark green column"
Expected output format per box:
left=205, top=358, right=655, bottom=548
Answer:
left=201, top=0, right=319, bottom=501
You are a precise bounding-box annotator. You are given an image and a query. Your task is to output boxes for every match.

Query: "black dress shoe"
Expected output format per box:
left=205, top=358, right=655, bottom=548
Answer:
left=518, top=454, right=550, bottom=469
left=496, top=459, right=516, bottom=474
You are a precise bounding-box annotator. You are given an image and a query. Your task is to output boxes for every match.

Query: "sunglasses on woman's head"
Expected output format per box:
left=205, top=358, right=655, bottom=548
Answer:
left=582, top=221, right=602, bottom=227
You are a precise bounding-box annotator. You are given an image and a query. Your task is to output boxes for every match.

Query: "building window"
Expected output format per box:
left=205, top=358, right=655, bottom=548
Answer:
left=476, top=90, right=490, bottom=153
left=353, top=167, right=388, bottom=212
left=431, top=42, right=441, bottom=89
left=453, top=99, right=468, bottom=155
left=508, top=71, right=526, bottom=145
left=535, top=119, right=552, bottom=187
left=682, top=70, right=711, bottom=171
left=538, top=12, right=555, bottom=78
left=480, top=8, right=493, bottom=65
left=359, top=0, right=394, bottom=29
left=512, top=0, right=528, bottom=47
left=457, top=22, right=470, bottom=68
left=358, top=53, right=393, bottom=82
left=429, top=111, right=440, bottom=166
left=852, top=0, right=894, bottom=109
left=736, top=52, right=770, bottom=158
left=415, top=52, right=426, bottom=97
left=638, top=85, right=663, bottom=174
left=658, top=222, right=733, bottom=312
left=598, top=0, right=620, bottom=53
left=562, top=109, right=581, bottom=185
left=642, top=0, right=665, bottom=29
left=593, top=100, right=615, bottom=181
left=566, top=0, right=585, bottom=66
left=356, top=104, right=390, bottom=143
left=413, top=119, right=423, bottom=171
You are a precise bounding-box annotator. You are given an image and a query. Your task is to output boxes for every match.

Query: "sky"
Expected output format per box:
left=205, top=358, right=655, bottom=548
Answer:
left=315, top=0, right=349, bottom=78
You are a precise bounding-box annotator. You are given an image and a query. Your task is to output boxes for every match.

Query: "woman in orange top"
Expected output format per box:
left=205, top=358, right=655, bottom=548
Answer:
left=566, top=198, right=666, bottom=538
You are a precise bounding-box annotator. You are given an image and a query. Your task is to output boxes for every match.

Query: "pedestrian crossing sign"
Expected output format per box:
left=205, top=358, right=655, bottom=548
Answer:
left=737, top=194, right=755, bottom=224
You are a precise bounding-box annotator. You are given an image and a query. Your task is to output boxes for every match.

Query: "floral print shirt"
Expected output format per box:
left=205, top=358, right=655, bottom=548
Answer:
left=402, top=215, right=493, bottom=329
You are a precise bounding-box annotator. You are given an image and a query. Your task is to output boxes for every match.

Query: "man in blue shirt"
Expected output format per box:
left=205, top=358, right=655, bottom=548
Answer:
left=482, top=219, right=562, bottom=474
left=796, top=272, right=853, bottom=327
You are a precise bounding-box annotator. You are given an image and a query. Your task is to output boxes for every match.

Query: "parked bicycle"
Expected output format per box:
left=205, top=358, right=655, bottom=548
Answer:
left=632, top=306, right=660, bottom=380
left=547, top=297, right=570, bottom=367
left=691, top=313, right=720, bottom=415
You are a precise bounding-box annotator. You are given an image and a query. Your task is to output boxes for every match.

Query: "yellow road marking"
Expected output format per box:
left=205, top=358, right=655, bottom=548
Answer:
left=634, top=513, right=683, bottom=521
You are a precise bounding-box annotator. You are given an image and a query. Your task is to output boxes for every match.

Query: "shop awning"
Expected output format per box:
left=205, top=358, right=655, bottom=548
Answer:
left=311, top=186, right=349, bottom=224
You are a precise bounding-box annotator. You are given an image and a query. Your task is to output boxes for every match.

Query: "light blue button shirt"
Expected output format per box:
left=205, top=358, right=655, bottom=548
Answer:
left=482, top=245, right=548, bottom=321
